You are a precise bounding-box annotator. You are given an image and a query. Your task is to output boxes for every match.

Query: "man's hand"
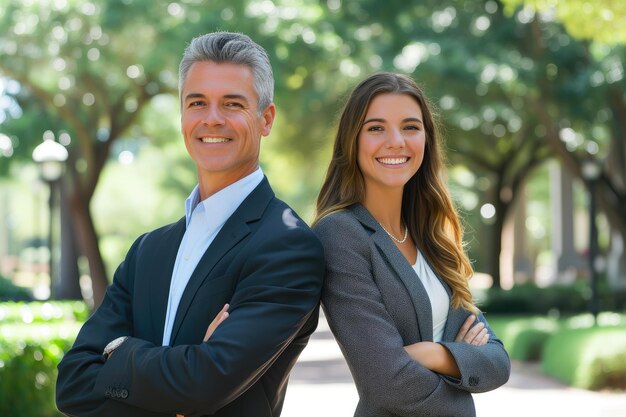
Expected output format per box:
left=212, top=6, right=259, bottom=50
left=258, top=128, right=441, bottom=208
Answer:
left=204, top=304, right=229, bottom=342
left=176, top=305, right=230, bottom=417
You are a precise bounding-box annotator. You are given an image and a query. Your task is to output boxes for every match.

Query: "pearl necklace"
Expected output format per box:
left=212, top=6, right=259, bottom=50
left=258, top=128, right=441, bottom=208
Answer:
left=379, top=222, right=408, bottom=244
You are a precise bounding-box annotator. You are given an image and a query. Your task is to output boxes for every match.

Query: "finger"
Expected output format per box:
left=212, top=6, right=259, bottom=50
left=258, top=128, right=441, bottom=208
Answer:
left=455, top=315, right=476, bottom=342
left=476, top=330, right=490, bottom=346
left=463, top=322, right=485, bottom=343
left=204, top=304, right=230, bottom=341
left=471, top=328, right=489, bottom=346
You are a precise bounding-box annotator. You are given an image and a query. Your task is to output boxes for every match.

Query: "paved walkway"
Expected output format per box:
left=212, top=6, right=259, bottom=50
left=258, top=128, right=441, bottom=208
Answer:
left=282, top=314, right=626, bottom=417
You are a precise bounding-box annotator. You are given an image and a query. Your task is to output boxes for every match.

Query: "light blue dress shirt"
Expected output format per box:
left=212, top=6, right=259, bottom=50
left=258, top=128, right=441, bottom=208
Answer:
left=161, top=168, right=264, bottom=346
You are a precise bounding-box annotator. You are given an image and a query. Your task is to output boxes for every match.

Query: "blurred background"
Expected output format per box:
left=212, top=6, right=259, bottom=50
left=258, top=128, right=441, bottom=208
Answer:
left=0, top=0, right=625, bottom=416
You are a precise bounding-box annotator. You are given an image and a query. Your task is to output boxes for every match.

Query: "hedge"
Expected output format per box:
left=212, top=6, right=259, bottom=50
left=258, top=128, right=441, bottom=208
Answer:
left=542, top=321, right=626, bottom=390
left=486, top=315, right=560, bottom=361
left=0, top=275, right=33, bottom=302
left=0, top=302, right=85, bottom=417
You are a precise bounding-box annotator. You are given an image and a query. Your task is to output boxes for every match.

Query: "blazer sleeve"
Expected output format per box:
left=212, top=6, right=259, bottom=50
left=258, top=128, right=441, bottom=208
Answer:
left=439, top=311, right=511, bottom=393
left=316, top=214, right=474, bottom=417
left=56, top=234, right=170, bottom=417
left=57, top=225, right=325, bottom=417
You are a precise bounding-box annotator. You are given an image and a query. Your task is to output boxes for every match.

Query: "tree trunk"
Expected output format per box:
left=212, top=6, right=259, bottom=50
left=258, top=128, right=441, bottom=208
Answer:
left=69, top=183, right=108, bottom=309
left=488, top=200, right=507, bottom=289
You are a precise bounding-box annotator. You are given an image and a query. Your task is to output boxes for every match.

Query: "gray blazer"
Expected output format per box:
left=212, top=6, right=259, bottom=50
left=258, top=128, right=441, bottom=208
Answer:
left=314, top=204, right=510, bottom=417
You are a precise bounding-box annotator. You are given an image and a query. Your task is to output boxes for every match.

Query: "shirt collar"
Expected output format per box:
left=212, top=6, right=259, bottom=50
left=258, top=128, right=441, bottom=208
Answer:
left=184, top=167, right=264, bottom=228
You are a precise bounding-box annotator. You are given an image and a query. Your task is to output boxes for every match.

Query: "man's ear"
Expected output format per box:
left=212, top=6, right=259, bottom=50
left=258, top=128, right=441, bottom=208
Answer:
left=260, top=103, right=276, bottom=137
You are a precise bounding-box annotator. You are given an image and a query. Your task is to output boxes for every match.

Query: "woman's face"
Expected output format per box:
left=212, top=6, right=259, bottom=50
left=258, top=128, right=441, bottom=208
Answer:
left=357, top=93, right=426, bottom=194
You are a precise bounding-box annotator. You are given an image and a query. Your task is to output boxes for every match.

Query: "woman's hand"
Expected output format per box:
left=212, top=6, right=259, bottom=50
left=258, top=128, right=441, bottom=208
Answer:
left=203, top=304, right=229, bottom=342
left=455, top=315, right=489, bottom=346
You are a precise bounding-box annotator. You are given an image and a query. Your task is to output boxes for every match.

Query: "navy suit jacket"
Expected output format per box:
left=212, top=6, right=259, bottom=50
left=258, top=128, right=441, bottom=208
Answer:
left=56, top=178, right=325, bottom=417
left=314, top=204, right=510, bottom=417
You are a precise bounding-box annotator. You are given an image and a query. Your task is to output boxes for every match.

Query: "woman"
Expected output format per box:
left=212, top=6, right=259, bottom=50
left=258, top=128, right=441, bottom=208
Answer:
left=313, top=73, right=510, bottom=416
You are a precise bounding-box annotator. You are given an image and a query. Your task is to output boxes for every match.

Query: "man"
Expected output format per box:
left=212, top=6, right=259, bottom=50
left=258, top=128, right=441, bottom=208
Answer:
left=56, top=32, right=325, bottom=417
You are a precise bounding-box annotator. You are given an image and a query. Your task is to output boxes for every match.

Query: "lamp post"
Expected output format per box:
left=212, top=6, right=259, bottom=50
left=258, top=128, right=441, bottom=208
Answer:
left=32, top=132, right=68, bottom=298
left=581, top=158, right=601, bottom=325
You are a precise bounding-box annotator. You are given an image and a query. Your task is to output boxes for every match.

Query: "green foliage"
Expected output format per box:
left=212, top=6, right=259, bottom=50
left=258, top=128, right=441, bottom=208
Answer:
left=488, top=312, right=626, bottom=388
left=0, top=301, right=85, bottom=417
left=0, top=275, right=33, bottom=301
left=0, top=301, right=89, bottom=324
left=480, top=282, right=589, bottom=315
left=501, top=0, right=626, bottom=45
left=486, top=315, right=559, bottom=360
left=542, top=322, right=626, bottom=390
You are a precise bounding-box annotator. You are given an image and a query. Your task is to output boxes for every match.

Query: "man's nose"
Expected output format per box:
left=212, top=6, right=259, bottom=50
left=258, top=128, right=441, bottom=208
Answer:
left=202, top=105, right=226, bottom=126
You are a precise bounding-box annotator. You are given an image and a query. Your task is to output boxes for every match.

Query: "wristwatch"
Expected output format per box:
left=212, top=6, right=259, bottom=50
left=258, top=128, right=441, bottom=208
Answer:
left=103, top=336, right=129, bottom=359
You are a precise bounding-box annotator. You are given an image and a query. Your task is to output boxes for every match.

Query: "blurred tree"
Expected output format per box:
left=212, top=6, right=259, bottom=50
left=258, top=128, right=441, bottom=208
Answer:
left=2, top=0, right=624, bottom=300
left=502, top=0, right=626, bottom=45
left=501, top=0, right=626, bottom=270
left=0, top=0, right=364, bottom=307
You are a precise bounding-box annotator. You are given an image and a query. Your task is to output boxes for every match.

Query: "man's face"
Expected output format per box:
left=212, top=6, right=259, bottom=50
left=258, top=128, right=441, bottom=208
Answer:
left=180, top=61, right=275, bottom=196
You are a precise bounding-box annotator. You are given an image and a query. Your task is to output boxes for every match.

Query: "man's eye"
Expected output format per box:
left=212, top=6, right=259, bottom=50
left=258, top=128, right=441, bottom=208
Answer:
left=226, top=102, right=244, bottom=108
left=189, top=101, right=204, bottom=107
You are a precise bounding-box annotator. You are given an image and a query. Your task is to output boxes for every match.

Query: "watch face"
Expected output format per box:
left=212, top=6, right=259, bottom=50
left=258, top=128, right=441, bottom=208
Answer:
left=104, top=336, right=128, bottom=357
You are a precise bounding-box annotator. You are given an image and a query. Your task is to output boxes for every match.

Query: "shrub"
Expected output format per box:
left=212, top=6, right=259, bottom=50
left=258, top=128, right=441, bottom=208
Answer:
left=0, top=322, right=82, bottom=417
left=0, top=301, right=89, bottom=324
left=0, top=301, right=86, bottom=417
left=484, top=315, right=559, bottom=361
left=480, top=283, right=589, bottom=315
left=542, top=318, right=626, bottom=390
left=0, top=275, right=33, bottom=302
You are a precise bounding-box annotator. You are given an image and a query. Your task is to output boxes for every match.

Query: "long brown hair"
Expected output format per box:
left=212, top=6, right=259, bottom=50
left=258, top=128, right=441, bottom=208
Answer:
left=314, top=72, right=476, bottom=313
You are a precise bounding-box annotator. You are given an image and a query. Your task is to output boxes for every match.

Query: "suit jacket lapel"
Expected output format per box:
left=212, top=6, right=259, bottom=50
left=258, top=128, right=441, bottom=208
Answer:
left=148, top=218, right=186, bottom=344
left=350, top=204, right=433, bottom=341
left=169, top=178, right=275, bottom=345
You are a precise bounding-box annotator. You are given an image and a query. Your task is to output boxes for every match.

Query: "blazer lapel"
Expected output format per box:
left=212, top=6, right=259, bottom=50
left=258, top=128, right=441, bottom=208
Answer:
left=169, top=178, right=275, bottom=344
left=148, top=218, right=186, bottom=344
left=350, top=204, right=433, bottom=341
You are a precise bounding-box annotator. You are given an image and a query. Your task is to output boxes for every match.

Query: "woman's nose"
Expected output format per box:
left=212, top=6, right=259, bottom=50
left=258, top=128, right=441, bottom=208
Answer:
left=386, top=128, right=405, bottom=148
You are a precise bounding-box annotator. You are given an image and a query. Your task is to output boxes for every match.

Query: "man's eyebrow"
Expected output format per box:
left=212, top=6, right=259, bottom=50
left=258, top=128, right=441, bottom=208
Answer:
left=183, top=93, right=250, bottom=102
left=223, top=94, right=249, bottom=102
left=183, top=93, right=205, bottom=101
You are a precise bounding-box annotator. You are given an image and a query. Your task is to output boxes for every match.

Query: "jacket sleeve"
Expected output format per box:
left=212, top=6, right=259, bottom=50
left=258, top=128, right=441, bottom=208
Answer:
left=439, top=311, right=511, bottom=393
left=56, top=234, right=170, bottom=417
left=316, top=214, right=474, bottom=417
left=57, top=225, right=325, bottom=417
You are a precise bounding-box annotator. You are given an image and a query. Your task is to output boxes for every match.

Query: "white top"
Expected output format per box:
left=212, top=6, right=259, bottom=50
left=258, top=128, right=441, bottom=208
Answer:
left=161, top=168, right=264, bottom=346
left=412, top=250, right=449, bottom=342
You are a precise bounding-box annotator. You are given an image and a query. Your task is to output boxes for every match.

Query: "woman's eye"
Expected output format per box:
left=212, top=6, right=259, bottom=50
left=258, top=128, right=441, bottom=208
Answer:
left=367, top=126, right=383, bottom=132
left=404, top=125, right=420, bottom=131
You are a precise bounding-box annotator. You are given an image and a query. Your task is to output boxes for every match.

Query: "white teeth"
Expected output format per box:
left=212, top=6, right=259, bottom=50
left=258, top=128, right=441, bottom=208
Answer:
left=201, top=137, right=230, bottom=143
left=377, top=157, right=408, bottom=165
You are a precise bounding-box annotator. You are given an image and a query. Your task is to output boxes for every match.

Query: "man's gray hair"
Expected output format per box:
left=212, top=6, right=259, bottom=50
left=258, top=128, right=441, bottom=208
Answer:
left=178, top=31, right=274, bottom=111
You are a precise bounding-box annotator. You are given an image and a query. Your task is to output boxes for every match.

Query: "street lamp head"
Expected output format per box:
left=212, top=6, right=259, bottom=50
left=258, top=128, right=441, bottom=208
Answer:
left=32, top=135, right=68, bottom=182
